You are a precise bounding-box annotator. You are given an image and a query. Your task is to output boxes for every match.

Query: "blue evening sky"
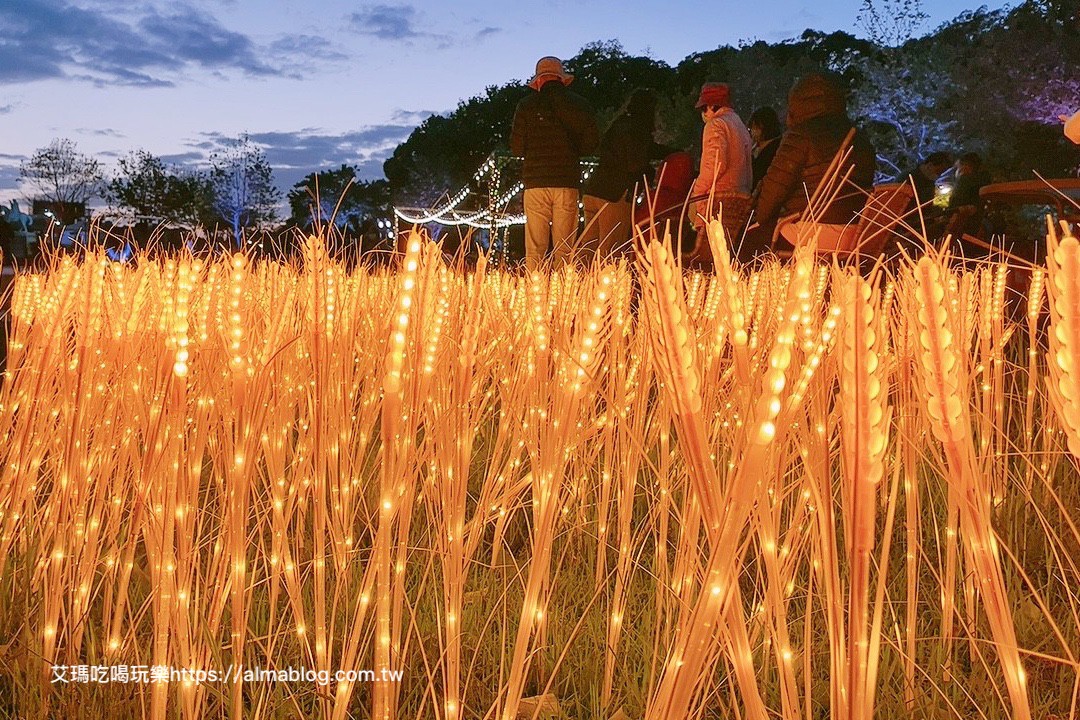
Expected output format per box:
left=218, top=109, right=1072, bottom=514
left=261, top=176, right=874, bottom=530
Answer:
left=0, top=0, right=1008, bottom=204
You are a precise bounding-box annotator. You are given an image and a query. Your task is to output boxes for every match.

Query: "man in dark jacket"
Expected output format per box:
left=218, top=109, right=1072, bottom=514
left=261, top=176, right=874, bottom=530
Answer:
left=510, top=56, right=599, bottom=271
left=754, top=72, right=876, bottom=253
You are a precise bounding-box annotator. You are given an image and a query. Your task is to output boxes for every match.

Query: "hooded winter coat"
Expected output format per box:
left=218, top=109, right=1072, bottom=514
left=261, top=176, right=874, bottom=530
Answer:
left=754, top=74, right=875, bottom=226
left=510, top=81, right=599, bottom=190
left=583, top=91, right=663, bottom=202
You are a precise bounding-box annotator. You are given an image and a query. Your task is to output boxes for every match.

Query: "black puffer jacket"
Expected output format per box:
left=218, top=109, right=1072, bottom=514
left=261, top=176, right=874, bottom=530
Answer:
left=755, top=74, right=875, bottom=226
left=510, top=82, right=599, bottom=189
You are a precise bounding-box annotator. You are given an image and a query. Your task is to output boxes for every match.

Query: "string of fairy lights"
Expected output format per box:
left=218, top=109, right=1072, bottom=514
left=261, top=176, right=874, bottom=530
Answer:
left=393, top=153, right=600, bottom=260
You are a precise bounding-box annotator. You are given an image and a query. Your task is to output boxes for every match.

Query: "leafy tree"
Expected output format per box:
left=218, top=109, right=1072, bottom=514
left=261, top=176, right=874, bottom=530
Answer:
left=843, top=0, right=956, bottom=177
left=849, top=44, right=958, bottom=178
left=209, top=134, right=281, bottom=247
left=19, top=138, right=104, bottom=217
left=855, top=0, right=928, bottom=48
left=563, top=41, right=674, bottom=129
left=384, top=83, right=528, bottom=206
left=108, top=150, right=214, bottom=226
left=288, top=165, right=391, bottom=240
left=921, top=2, right=1080, bottom=177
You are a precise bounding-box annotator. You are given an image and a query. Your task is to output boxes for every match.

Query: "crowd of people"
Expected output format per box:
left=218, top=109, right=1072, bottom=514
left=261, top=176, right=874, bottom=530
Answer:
left=509, top=55, right=1080, bottom=270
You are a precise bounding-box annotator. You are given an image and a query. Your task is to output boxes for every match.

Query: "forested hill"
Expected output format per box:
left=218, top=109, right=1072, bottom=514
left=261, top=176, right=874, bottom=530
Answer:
left=383, top=0, right=1079, bottom=207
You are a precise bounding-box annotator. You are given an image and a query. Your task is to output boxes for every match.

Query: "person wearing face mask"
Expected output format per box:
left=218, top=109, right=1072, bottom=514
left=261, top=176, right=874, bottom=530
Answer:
left=687, top=82, right=754, bottom=263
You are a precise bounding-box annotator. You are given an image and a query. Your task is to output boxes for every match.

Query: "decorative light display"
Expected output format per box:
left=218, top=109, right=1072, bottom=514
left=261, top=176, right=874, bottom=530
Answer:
left=394, top=153, right=598, bottom=231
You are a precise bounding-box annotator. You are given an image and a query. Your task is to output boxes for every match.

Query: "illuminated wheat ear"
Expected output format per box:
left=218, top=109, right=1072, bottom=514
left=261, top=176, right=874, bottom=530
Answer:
left=837, top=270, right=891, bottom=720
left=912, top=256, right=967, bottom=444
left=1045, top=219, right=1080, bottom=459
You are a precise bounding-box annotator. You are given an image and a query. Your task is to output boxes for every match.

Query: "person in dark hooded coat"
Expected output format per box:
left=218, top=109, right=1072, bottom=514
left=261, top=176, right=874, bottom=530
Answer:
left=580, top=88, right=664, bottom=261
left=754, top=72, right=876, bottom=252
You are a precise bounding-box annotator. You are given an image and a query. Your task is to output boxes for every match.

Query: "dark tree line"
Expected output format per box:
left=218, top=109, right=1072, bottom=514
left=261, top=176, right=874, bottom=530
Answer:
left=384, top=0, right=1079, bottom=206
left=14, top=0, right=1078, bottom=246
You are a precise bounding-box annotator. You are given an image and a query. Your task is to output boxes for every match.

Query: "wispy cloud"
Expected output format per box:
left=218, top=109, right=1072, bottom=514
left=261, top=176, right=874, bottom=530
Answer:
left=391, top=108, right=442, bottom=124
left=268, top=34, right=350, bottom=77
left=349, top=4, right=451, bottom=47
left=350, top=4, right=423, bottom=40
left=75, top=127, right=126, bottom=139
left=0, top=0, right=332, bottom=87
left=269, top=34, right=349, bottom=63
left=0, top=104, right=14, bottom=114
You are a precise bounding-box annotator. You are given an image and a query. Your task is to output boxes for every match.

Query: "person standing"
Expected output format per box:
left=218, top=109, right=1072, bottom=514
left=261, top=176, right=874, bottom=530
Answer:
left=688, top=82, right=754, bottom=261
left=510, top=56, right=599, bottom=271
left=579, top=88, right=663, bottom=262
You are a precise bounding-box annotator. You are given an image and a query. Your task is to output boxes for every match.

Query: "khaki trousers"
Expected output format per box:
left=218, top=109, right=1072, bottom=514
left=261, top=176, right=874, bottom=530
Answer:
left=581, top=194, right=633, bottom=262
left=524, top=187, right=579, bottom=272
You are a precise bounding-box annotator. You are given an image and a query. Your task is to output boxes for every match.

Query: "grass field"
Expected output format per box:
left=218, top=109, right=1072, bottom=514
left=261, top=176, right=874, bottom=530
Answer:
left=0, top=223, right=1078, bottom=720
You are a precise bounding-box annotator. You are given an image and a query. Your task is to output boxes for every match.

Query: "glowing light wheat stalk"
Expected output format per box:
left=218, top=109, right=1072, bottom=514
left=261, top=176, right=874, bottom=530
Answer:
left=912, top=255, right=1031, bottom=720
left=837, top=270, right=890, bottom=720
left=1045, top=220, right=1080, bottom=460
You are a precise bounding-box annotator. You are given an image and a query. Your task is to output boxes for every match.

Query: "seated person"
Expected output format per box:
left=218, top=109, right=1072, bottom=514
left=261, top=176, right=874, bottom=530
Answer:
left=902, top=151, right=952, bottom=240
left=635, top=152, right=694, bottom=232
left=905, top=152, right=952, bottom=208
left=754, top=72, right=875, bottom=255
left=945, top=152, right=990, bottom=239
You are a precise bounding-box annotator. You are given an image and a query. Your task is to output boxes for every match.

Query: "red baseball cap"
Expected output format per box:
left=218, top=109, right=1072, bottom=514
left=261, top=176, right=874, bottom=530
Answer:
left=695, top=82, right=731, bottom=109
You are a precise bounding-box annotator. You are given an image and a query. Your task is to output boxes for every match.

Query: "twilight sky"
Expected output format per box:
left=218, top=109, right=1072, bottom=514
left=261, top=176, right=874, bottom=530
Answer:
left=0, top=0, right=1008, bottom=206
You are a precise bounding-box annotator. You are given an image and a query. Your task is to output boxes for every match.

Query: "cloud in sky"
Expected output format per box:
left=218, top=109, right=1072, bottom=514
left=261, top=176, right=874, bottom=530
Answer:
left=0, top=164, right=24, bottom=204
left=349, top=4, right=423, bottom=41
left=0, top=119, right=425, bottom=205
left=75, top=127, right=126, bottom=139
left=0, top=0, right=302, bottom=87
left=349, top=4, right=452, bottom=47
left=266, top=34, right=347, bottom=63
left=185, top=120, right=432, bottom=193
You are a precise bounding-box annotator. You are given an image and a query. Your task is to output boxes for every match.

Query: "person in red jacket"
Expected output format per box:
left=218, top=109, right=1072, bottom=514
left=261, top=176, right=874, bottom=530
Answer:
left=634, top=151, right=695, bottom=232
left=510, top=56, right=599, bottom=271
